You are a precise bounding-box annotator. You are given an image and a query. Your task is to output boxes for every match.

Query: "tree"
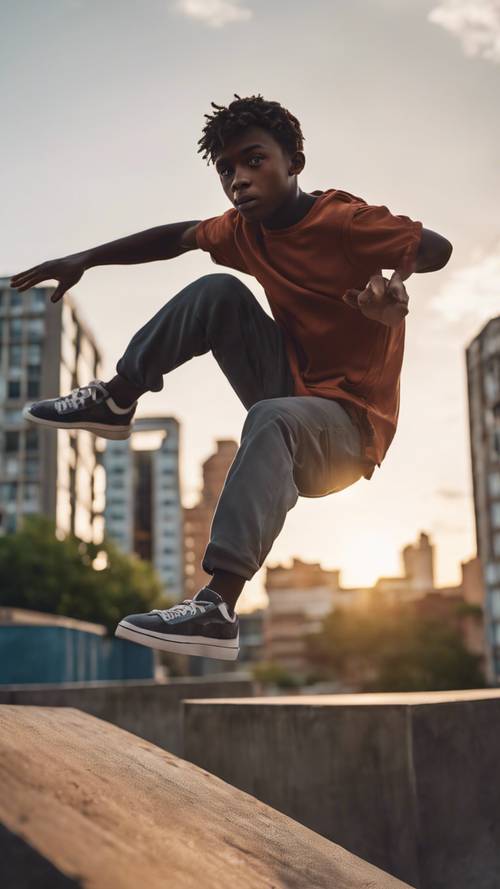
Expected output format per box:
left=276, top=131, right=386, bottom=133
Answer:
left=305, top=600, right=486, bottom=692
left=0, top=515, right=170, bottom=635
left=252, top=660, right=302, bottom=690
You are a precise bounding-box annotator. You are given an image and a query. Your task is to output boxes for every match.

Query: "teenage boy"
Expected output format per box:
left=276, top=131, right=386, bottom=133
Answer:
left=9, top=93, right=452, bottom=662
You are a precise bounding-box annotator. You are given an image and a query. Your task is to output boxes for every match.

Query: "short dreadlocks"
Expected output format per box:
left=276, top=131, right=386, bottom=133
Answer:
left=197, top=94, right=305, bottom=167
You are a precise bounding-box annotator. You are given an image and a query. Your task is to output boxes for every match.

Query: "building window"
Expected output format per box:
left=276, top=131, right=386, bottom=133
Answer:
left=5, top=408, right=24, bottom=424
left=5, top=456, right=19, bottom=477
left=4, top=514, right=17, bottom=533
left=23, top=483, right=39, bottom=505
left=9, top=318, right=23, bottom=343
left=8, top=379, right=21, bottom=399
left=486, top=562, right=500, bottom=584
left=27, top=377, right=40, bottom=398
left=491, top=589, right=500, bottom=619
left=492, top=503, right=500, bottom=530
left=27, top=318, right=45, bottom=342
left=25, top=456, right=39, bottom=479
left=8, top=345, right=22, bottom=368
left=10, top=292, right=23, bottom=313
left=26, top=344, right=42, bottom=365
left=28, top=290, right=46, bottom=312
left=0, top=482, right=17, bottom=502
left=26, top=429, right=39, bottom=452
left=489, top=472, right=500, bottom=498
left=5, top=431, right=19, bottom=453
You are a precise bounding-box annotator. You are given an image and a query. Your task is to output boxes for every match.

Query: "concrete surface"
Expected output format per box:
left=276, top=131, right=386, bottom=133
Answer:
left=0, top=675, right=254, bottom=755
left=0, top=705, right=414, bottom=889
left=183, top=689, right=500, bottom=889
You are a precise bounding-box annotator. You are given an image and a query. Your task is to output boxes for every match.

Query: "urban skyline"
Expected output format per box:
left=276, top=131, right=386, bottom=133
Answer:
left=0, top=273, right=489, bottom=617
left=3, top=1, right=499, bottom=600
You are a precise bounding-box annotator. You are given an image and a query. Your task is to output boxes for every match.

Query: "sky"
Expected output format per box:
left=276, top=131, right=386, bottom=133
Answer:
left=2, top=0, right=499, bottom=611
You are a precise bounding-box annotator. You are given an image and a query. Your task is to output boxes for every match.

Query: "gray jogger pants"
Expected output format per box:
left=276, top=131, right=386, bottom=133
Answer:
left=116, top=273, right=364, bottom=580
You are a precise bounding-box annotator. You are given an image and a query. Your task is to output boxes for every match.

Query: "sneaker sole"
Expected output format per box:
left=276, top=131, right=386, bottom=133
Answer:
left=115, top=620, right=240, bottom=661
left=23, top=406, right=131, bottom=440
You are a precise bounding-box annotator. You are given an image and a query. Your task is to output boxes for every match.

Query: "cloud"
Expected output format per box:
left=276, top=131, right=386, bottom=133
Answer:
left=173, top=0, right=253, bottom=28
left=430, top=241, right=500, bottom=327
left=428, top=0, right=500, bottom=63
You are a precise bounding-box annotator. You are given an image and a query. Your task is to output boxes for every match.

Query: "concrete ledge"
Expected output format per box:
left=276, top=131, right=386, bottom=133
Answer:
left=0, top=676, right=254, bottom=755
left=183, top=689, right=500, bottom=888
left=0, top=706, right=413, bottom=889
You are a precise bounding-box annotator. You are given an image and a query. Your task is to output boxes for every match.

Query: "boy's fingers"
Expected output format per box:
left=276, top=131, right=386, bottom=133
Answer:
left=342, top=290, right=360, bottom=309
left=387, top=281, right=408, bottom=304
left=10, top=265, right=42, bottom=283
left=11, top=275, right=41, bottom=292
left=387, top=271, right=408, bottom=301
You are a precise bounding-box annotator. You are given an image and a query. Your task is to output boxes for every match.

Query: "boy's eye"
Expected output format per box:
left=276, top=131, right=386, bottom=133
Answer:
left=220, top=155, right=263, bottom=177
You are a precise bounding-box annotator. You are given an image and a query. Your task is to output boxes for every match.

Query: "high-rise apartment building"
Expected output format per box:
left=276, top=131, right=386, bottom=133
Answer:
left=183, top=439, right=238, bottom=598
left=103, top=417, right=183, bottom=598
left=0, top=278, right=103, bottom=542
left=466, top=316, right=500, bottom=684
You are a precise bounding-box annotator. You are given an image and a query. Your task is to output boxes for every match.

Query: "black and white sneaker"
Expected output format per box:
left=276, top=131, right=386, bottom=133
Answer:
left=114, top=587, right=240, bottom=661
left=22, top=379, right=136, bottom=440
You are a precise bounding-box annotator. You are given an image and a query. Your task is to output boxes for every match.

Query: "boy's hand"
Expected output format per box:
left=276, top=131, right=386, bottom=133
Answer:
left=9, top=253, right=89, bottom=303
left=342, top=271, right=409, bottom=328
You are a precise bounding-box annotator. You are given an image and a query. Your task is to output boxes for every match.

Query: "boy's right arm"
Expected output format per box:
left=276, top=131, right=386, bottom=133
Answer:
left=9, top=220, right=201, bottom=303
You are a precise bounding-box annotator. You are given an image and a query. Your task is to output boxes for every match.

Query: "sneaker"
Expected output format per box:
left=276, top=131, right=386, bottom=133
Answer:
left=114, top=587, right=240, bottom=661
left=22, top=379, right=137, bottom=440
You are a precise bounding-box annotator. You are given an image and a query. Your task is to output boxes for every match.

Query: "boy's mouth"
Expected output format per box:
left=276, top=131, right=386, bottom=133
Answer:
left=235, top=198, right=259, bottom=211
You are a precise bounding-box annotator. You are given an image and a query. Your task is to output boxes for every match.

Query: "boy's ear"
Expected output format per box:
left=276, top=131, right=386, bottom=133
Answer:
left=289, top=151, right=305, bottom=175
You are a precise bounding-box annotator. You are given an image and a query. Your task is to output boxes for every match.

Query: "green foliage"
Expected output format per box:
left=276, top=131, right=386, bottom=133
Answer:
left=0, top=515, right=170, bottom=635
left=252, top=660, right=301, bottom=689
left=305, top=601, right=486, bottom=692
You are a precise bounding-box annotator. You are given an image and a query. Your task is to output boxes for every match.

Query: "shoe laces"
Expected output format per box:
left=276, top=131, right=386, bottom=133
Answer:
left=54, top=380, right=109, bottom=414
left=150, top=599, right=212, bottom=624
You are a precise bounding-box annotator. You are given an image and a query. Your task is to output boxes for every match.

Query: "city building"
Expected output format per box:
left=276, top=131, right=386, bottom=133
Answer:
left=0, top=278, right=103, bottom=543
left=466, top=316, right=500, bottom=684
left=263, top=535, right=485, bottom=675
left=103, top=417, right=183, bottom=598
left=264, top=557, right=361, bottom=673
left=183, top=439, right=238, bottom=598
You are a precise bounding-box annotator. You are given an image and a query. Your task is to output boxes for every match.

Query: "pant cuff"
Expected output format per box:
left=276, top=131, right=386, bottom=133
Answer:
left=202, top=542, right=258, bottom=581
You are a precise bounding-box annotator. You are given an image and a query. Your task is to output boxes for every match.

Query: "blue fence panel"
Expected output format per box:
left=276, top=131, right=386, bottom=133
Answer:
left=0, top=625, right=154, bottom=684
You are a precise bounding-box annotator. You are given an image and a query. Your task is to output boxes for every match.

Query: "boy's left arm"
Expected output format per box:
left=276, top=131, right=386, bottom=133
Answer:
left=397, top=227, right=452, bottom=278
left=343, top=227, right=453, bottom=328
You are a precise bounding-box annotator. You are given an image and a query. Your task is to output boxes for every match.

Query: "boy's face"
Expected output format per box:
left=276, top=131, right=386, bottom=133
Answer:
left=214, top=125, right=304, bottom=222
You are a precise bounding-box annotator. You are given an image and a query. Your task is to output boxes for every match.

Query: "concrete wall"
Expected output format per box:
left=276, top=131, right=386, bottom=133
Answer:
left=0, top=675, right=254, bottom=756
left=0, top=706, right=415, bottom=889
left=183, top=689, right=500, bottom=889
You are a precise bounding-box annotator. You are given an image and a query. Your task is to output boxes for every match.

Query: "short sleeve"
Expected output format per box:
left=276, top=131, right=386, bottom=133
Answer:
left=195, top=210, right=250, bottom=274
left=343, top=203, right=423, bottom=277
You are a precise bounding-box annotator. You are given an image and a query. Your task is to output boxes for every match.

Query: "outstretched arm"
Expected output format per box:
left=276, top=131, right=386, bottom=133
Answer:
left=343, top=227, right=453, bottom=328
left=9, top=220, right=201, bottom=303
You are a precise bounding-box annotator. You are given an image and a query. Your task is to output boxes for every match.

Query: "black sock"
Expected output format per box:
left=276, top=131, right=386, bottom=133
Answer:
left=208, top=570, right=246, bottom=613
left=104, top=374, right=146, bottom=409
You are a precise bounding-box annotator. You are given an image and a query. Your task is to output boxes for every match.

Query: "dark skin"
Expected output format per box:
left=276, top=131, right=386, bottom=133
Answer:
left=7, top=123, right=453, bottom=612
left=214, top=124, right=453, bottom=327
left=10, top=122, right=452, bottom=328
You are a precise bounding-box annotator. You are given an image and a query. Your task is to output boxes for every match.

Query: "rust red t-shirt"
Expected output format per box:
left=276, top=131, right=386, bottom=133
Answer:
left=194, top=188, right=423, bottom=480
